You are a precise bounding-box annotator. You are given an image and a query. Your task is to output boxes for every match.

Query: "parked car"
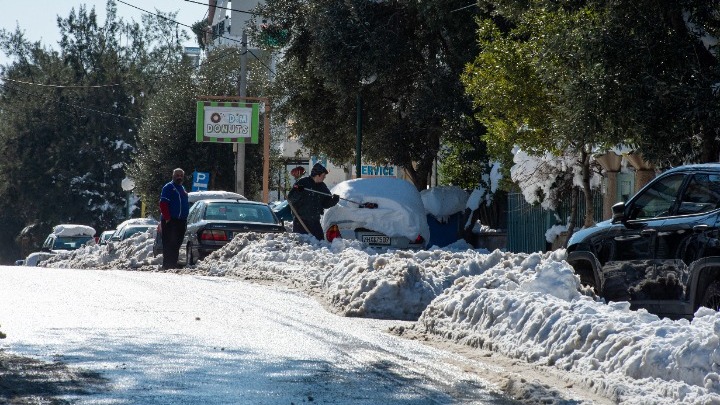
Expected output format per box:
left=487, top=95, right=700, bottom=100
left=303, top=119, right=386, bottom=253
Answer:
left=99, top=230, right=115, bottom=245
left=566, top=163, right=720, bottom=319
left=269, top=200, right=293, bottom=222
left=181, top=199, right=285, bottom=265
left=153, top=191, right=246, bottom=257
left=25, top=224, right=96, bottom=266
left=321, top=177, right=430, bottom=249
left=110, top=218, right=158, bottom=242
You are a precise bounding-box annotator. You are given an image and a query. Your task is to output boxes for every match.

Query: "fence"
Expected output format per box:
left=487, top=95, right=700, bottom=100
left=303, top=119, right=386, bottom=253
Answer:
left=506, top=191, right=605, bottom=253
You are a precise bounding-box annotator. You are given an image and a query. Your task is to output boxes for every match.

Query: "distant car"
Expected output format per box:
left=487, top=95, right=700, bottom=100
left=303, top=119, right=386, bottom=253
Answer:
left=321, top=177, right=429, bottom=249
left=153, top=190, right=247, bottom=257
left=99, top=230, right=115, bottom=245
left=25, top=224, right=96, bottom=266
left=110, top=218, right=158, bottom=242
left=181, top=199, right=285, bottom=266
left=269, top=200, right=293, bottom=222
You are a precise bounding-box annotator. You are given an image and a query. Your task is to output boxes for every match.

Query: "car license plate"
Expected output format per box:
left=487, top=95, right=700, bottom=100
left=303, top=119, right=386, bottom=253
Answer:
left=362, top=235, right=390, bottom=245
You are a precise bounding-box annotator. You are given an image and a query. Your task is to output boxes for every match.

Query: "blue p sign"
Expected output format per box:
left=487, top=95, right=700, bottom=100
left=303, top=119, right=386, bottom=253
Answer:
left=192, top=171, right=210, bottom=191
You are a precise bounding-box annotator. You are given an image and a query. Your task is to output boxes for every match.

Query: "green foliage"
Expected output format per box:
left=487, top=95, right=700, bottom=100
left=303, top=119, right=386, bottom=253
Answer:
left=251, top=0, right=487, bottom=190
left=463, top=0, right=720, bottom=224
left=466, top=0, right=720, bottom=168
left=129, top=46, right=271, bottom=214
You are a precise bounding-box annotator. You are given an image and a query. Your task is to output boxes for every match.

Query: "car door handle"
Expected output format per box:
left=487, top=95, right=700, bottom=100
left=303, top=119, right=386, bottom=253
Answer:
left=640, top=229, right=657, bottom=237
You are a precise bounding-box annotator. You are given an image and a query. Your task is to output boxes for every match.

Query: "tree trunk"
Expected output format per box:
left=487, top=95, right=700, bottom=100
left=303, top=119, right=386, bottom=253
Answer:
left=581, top=149, right=595, bottom=228
left=563, top=188, right=578, bottom=248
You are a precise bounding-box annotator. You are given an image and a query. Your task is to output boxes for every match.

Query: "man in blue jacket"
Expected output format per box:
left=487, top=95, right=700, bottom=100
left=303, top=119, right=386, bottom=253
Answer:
left=159, top=168, right=189, bottom=269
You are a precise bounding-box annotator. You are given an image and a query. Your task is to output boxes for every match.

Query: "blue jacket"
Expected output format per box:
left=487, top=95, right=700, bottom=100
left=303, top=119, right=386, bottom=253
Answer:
left=159, top=182, right=189, bottom=220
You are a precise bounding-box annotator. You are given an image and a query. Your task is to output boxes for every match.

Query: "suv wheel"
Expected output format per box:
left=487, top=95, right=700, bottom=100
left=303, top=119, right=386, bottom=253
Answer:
left=701, top=280, right=720, bottom=310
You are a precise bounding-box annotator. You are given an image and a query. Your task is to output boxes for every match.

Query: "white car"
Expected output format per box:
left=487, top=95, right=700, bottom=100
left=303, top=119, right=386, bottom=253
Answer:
left=25, top=224, right=96, bottom=266
left=321, top=177, right=429, bottom=249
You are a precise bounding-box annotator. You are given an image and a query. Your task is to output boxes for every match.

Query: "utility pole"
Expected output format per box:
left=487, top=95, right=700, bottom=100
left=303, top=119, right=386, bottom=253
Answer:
left=234, top=30, right=248, bottom=196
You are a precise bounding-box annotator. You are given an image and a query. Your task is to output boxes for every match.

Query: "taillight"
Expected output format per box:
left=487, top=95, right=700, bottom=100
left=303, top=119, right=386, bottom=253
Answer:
left=413, top=235, right=424, bottom=245
left=200, top=230, right=228, bottom=241
left=326, top=225, right=342, bottom=242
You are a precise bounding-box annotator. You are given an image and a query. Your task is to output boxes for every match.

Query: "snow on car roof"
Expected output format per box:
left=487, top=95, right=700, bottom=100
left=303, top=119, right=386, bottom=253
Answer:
left=52, top=224, right=96, bottom=237
left=189, top=190, right=247, bottom=203
left=322, top=177, right=430, bottom=242
left=420, top=185, right=468, bottom=221
left=115, top=218, right=158, bottom=231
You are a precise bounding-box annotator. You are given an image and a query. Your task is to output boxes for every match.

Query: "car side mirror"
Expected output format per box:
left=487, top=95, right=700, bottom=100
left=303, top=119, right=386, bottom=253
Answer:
left=611, top=201, right=626, bottom=223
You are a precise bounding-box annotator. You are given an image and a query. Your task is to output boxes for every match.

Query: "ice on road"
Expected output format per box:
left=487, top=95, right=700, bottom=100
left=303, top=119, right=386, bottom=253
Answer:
left=0, top=266, right=518, bottom=404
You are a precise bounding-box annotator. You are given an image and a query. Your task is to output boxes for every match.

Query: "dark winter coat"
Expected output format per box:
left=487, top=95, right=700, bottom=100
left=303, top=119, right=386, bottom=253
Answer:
left=287, top=176, right=338, bottom=222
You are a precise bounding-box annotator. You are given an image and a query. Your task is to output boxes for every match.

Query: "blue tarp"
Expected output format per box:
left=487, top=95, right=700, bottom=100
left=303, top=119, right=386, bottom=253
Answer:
left=426, top=213, right=463, bottom=248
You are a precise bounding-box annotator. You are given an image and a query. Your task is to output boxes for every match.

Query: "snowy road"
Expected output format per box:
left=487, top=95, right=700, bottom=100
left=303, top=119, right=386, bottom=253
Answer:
left=0, top=266, right=521, bottom=404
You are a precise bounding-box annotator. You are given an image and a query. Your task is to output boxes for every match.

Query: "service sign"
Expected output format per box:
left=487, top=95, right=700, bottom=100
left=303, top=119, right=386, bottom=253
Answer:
left=196, top=101, right=260, bottom=144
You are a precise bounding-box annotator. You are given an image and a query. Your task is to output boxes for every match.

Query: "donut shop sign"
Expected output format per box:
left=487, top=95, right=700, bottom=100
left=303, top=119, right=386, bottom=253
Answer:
left=195, top=101, right=260, bottom=144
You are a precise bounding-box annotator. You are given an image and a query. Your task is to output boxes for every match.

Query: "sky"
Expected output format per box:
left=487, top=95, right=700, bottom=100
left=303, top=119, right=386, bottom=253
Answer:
left=13, top=183, right=720, bottom=404
left=0, top=0, right=207, bottom=65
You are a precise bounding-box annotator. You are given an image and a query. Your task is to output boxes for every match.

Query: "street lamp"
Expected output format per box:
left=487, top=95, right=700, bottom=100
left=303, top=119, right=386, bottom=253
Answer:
left=356, top=74, right=377, bottom=179
left=121, top=177, right=135, bottom=219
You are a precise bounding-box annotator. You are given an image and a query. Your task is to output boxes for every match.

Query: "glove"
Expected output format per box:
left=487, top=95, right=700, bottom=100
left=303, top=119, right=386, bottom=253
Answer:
left=294, top=184, right=305, bottom=192
left=332, top=194, right=340, bottom=203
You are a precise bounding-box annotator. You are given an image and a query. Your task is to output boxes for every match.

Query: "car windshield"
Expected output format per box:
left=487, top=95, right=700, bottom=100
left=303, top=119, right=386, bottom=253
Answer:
left=54, top=236, right=93, bottom=250
left=123, top=226, right=153, bottom=239
left=204, top=203, right=276, bottom=224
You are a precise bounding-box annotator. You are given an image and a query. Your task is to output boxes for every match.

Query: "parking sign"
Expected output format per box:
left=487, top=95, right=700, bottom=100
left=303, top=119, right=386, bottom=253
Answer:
left=192, top=171, right=210, bottom=192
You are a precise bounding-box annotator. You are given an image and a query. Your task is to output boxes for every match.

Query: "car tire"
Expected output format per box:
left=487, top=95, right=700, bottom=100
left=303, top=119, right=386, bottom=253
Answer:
left=186, top=243, right=194, bottom=267
left=601, top=271, right=630, bottom=302
left=701, top=280, right=720, bottom=311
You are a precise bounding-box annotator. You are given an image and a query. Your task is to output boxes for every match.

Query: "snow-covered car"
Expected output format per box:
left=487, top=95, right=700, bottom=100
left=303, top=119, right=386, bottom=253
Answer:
left=25, top=224, right=96, bottom=266
left=181, top=199, right=284, bottom=265
left=110, top=218, right=158, bottom=242
left=321, top=177, right=430, bottom=249
left=98, top=230, right=115, bottom=245
left=153, top=190, right=247, bottom=257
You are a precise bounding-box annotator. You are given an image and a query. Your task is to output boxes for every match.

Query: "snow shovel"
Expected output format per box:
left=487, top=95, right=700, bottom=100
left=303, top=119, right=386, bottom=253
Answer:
left=286, top=199, right=312, bottom=234
left=301, top=187, right=378, bottom=209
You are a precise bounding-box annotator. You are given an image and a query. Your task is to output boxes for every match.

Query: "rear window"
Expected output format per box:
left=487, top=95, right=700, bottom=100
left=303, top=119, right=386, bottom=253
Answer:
left=54, top=236, right=93, bottom=250
left=204, top=203, right=276, bottom=224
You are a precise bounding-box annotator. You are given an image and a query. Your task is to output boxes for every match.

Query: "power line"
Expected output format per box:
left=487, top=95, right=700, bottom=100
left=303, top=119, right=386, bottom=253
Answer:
left=183, top=0, right=257, bottom=16
left=450, top=3, right=477, bottom=13
left=0, top=81, right=142, bottom=122
left=1, top=77, right=121, bottom=89
left=118, top=0, right=277, bottom=77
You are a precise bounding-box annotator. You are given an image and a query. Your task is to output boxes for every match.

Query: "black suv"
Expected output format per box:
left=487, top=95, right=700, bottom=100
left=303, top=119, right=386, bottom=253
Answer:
left=567, top=164, right=720, bottom=319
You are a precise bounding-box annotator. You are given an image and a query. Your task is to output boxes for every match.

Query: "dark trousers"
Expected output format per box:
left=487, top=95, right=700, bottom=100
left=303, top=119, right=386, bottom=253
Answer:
left=293, top=218, right=324, bottom=241
left=162, top=218, right=187, bottom=269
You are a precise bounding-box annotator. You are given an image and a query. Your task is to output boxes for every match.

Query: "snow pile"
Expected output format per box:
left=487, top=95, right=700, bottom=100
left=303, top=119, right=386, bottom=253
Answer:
left=41, top=231, right=160, bottom=269
left=420, top=185, right=468, bottom=222
left=39, top=231, right=720, bottom=403
left=52, top=224, right=96, bottom=237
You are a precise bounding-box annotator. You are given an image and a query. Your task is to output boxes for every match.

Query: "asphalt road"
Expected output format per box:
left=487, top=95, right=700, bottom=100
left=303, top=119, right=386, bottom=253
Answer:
left=0, top=266, right=523, bottom=404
